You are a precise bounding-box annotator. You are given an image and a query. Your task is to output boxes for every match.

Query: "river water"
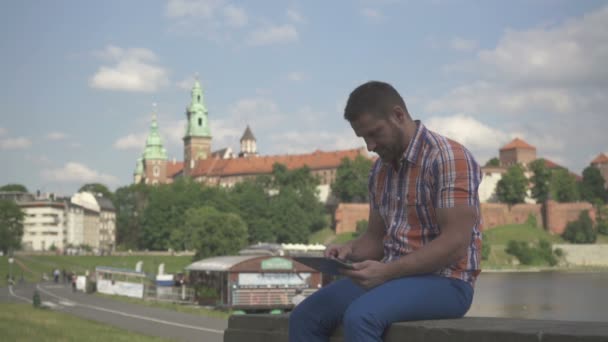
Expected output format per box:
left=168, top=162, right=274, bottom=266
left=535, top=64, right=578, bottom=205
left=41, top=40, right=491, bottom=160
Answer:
left=468, top=271, right=608, bottom=322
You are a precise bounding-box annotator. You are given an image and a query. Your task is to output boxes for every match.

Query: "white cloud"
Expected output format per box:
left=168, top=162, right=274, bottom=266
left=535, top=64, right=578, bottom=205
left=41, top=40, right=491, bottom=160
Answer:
left=0, top=127, right=6, bottom=136
left=287, top=71, right=306, bottom=81
left=426, top=5, right=608, bottom=173
left=89, top=46, right=169, bottom=92
left=166, top=0, right=225, bottom=18
left=425, top=114, right=511, bottom=152
left=247, top=25, right=298, bottom=46
left=46, top=131, right=67, bottom=141
left=25, top=154, right=51, bottom=166
left=176, top=76, right=197, bottom=90
left=0, top=137, right=32, bottom=150
left=425, top=81, right=581, bottom=115
left=269, top=130, right=363, bottom=155
left=360, top=8, right=383, bottom=20
left=226, top=97, right=283, bottom=128
left=287, top=9, right=305, bottom=23
left=477, top=5, right=608, bottom=86
left=41, top=162, right=120, bottom=185
left=223, top=5, right=247, bottom=28
left=113, top=133, right=147, bottom=150
left=450, top=37, right=478, bottom=51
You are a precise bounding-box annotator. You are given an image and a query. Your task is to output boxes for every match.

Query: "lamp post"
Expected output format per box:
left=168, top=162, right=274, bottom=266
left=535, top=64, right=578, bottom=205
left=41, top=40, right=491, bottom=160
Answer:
left=8, top=253, right=14, bottom=285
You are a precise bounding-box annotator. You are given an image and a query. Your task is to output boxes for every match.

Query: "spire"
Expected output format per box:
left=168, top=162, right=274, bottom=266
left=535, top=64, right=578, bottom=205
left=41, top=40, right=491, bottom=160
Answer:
left=239, top=125, right=258, bottom=157
left=240, top=125, right=256, bottom=142
left=184, top=75, right=211, bottom=138
left=143, top=106, right=168, bottom=160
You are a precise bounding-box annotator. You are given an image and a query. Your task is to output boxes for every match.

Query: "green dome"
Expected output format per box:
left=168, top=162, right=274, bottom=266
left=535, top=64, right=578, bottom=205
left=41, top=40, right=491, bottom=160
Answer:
left=185, top=79, right=211, bottom=138
left=134, top=157, right=144, bottom=175
left=143, top=114, right=168, bottom=160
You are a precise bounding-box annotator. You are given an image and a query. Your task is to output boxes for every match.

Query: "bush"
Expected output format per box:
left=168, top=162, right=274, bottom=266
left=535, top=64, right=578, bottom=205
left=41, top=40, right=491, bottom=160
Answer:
left=354, top=220, right=368, bottom=238
left=505, top=239, right=558, bottom=266
left=561, top=211, right=596, bottom=243
left=597, top=220, right=608, bottom=235
left=526, top=214, right=538, bottom=228
left=481, top=243, right=491, bottom=261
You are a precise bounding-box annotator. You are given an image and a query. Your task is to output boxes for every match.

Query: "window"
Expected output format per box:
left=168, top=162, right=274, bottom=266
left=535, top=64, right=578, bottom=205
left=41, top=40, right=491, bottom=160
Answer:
left=198, top=95, right=200, bottom=102
left=198, top=118, right=202, bottom=126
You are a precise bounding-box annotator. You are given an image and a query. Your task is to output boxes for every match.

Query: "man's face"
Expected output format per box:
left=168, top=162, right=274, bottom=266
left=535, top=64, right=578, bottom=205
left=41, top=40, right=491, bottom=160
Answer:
left=350, top=111, right=404, bottom=163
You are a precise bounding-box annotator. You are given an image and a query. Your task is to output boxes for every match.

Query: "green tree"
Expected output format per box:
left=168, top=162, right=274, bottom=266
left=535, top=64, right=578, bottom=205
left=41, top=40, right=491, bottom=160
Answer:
left=529, top=159, right=551, bottom=203
left=484, top=157, right=500, bottom=167
left=561, top=210, right=596, bottom=244
left=331, top=155, right=373, bottom=203
left=231, top=180, right=274, bottom=243
left=183, top=206, right=248, bottom=259
left=79, top=183, right=113, bottom=200
left=114, top=183, right=150, bottom=249
left=550, top=168, right=579, bottom=202
left=496, top=164, right=528, bottom=205
left=0, top=200, right=25, bottom=254
left=0, top=184, right=29, bottom=192
left=579, top=166, right=607, bottom=204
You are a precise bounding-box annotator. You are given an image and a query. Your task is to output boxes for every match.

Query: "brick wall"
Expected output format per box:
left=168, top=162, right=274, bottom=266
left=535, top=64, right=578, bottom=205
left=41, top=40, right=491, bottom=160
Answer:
left=480, top=203, right=542, bottom=230
left=334, top=200, right=598, bottom=236
left=334, top=203, right=369, bottom=235
left=545, top=200, right=596, bottom=235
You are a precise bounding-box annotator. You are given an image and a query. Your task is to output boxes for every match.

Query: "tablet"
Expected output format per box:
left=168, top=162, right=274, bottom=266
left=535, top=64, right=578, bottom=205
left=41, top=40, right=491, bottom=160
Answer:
left=293, top=256, right=354, bottom=276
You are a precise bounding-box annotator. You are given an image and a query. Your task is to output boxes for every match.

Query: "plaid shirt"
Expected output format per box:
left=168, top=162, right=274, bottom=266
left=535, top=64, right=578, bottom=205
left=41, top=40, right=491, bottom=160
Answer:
left=369, top=121, right=483, bottom=286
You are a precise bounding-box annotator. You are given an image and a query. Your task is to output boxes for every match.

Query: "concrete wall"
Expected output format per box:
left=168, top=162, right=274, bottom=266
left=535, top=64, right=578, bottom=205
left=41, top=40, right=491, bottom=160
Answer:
left=224, top=314, right=608, bottom=342
left=553, top=244, right=608, bottom=266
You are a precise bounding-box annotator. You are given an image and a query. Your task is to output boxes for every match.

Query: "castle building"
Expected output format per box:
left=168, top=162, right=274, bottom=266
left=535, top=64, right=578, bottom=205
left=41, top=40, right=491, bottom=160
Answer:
left=591, top=153, right=608, bottom=189
left=499, top=138, right=537, bottom=168
left=133, top=79, right=369, bottom=203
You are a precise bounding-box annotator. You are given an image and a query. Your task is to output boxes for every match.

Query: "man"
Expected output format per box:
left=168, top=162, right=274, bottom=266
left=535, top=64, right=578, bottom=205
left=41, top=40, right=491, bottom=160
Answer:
left=289, top=81, right=482, bottom=342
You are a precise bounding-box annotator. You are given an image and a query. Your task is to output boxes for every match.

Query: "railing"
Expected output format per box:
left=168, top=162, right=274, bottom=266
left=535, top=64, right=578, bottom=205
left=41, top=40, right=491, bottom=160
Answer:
left=144, top=284, right=195, bottom=303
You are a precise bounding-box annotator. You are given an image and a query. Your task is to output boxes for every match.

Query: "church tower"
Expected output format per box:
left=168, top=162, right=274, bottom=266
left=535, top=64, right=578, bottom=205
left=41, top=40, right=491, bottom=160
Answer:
left=142, top=112, right=168, bottom=185
left=183, top=78, right=212, bottom=176
left=239, top=125, right=257, bottom=157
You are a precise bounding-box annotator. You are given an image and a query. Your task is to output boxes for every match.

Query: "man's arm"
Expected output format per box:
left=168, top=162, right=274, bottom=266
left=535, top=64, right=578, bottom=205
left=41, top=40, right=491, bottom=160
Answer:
left=349, top=209, right=385, bottom=262
left=383, top=205, right=476, bottom=278
left=342, top=205, right=477, bottom=288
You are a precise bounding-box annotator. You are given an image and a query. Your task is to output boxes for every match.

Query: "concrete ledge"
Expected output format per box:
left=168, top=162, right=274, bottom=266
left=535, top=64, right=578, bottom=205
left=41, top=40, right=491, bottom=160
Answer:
left=224, top=314, right=608, bottom=342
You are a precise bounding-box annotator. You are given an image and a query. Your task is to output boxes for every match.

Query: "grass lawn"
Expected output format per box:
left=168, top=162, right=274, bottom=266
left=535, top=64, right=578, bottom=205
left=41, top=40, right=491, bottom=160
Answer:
left=483, top=223, right=565, bottom=245
left=596, top=234, right=608, bottom=244
left=0, top=255, right=194, bottom=287
left=309, top=228, right=335, bottom=244
left=0, top=303, right=169, bottom=341
left=333, top=232, right=358, bottom=244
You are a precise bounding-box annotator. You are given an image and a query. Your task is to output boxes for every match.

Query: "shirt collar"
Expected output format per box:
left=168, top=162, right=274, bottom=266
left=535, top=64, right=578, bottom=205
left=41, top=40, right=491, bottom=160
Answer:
left=401, top=120, right=426, bottom=165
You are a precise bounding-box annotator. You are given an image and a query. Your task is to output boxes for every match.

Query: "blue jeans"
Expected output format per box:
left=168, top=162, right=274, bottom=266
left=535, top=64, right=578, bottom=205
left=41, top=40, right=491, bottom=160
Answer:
left=289, top=275, right=473, bottom=342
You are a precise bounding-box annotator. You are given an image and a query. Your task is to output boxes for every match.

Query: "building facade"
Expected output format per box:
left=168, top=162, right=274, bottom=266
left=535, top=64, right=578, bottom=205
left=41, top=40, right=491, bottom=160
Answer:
left=133, top=79, right=370, bottom=203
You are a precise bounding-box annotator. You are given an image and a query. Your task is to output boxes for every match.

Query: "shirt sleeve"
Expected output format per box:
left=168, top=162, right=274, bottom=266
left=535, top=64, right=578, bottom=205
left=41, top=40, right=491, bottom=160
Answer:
left=368, top=159, right=381, bottom=211
left=433, top=146, right=482, bottom=208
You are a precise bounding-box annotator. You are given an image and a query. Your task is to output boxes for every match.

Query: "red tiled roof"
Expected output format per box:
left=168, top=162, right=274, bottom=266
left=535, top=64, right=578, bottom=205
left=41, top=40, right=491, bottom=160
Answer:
left=166, top=161, right=184, bottom=178
left=190, top=147, right=368, bottom=178
left=499, top=138, right=536, bottom=151
left=543, top=158, right=582, bottom=181
left=591, top=153, right=608, bottom=165
left=543, top=159, right=561, bottom=169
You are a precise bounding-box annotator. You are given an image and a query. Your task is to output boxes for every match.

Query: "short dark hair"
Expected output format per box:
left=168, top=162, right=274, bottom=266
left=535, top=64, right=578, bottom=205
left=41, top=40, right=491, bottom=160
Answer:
left=343, top=81, right=407, bottom=122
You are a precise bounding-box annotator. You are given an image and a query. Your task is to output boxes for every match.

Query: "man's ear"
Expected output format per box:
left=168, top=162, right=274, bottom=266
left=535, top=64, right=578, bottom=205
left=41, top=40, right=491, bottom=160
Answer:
left=391, top=106, right=406, bottom=124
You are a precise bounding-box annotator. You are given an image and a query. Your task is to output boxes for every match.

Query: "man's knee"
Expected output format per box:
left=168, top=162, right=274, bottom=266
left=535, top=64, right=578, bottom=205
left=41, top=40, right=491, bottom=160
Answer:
left=343, top=303, right=384, bottom=333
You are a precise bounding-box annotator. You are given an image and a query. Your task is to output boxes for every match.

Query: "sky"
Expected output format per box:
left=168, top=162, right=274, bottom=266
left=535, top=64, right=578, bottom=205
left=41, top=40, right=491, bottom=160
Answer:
left=1, top=0, right=607, bottom=196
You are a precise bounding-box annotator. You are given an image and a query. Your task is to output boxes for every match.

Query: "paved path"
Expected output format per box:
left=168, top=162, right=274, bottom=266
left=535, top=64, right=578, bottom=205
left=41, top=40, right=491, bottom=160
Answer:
left=2, top=282, right=228, bottom=342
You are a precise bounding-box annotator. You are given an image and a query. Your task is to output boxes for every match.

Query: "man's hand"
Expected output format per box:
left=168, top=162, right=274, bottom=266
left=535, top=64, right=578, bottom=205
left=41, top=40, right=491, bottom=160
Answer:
left=324, top=243, right=353, bottom=261
left=340, top=260, right=390, bottom=289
